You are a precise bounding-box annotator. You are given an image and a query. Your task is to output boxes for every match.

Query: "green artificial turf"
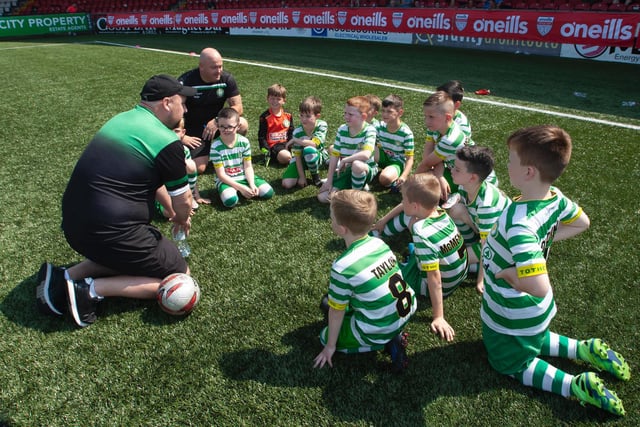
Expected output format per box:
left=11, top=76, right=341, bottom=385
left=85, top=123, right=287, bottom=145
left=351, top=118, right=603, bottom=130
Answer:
left=0, top=34, right=638, bottom=426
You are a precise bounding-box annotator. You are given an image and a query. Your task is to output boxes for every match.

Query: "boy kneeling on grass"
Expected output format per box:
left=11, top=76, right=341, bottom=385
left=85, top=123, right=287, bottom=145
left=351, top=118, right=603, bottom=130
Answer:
left=481, top=125, right=630, bottom=416
left=314, top=190, right=416, bottom=373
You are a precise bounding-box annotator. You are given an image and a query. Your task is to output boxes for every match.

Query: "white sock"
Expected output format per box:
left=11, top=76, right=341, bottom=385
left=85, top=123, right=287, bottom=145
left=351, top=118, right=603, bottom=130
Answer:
left=87, top=277, right=104, bottom=300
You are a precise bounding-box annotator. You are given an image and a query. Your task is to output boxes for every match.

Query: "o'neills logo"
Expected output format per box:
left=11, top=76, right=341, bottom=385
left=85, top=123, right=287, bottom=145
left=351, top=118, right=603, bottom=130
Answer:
left=249, top=11, right=257, bottom=24
left=537, top=16, right=553, bottom=36
left=184, top=13, right=209, bottom=24
left=338, top=11, right=347, bottom=26
left=141, top=14, right=147, bottom=24
left=175, top=13, right=182, bottom=25
left=211, top=12, right=218, bottom=24
left=560, top=18, right=632, bottom=41
left=455, top=14, right=468, bottom=31
left=292, top=10, right=301, bottom=24
left=114, top=15, right=139, bottom=25
left=107, top=15, right=114, bottom=25
left=392, top=12, right=403, bottom=28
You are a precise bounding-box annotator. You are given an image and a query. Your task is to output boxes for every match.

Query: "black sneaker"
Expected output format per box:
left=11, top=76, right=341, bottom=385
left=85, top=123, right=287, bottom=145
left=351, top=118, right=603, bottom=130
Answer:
left=36, top=262, right=68, bottom=316
left=385, top=332, right=409, bottom=373
left=66, top=278, right=99, bottom=328
left=312, top=173, right=323, bottom=187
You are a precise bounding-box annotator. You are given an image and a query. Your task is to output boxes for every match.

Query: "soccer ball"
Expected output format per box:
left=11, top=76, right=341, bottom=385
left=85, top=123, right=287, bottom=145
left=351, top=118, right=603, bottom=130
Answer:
left=157, top=273, right=201, bottom=316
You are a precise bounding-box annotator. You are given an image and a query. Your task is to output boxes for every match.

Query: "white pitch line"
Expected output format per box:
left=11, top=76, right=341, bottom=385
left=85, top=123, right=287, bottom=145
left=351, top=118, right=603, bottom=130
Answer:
left=0, top=43, right=68, bottom=51
left=88, top=40, right=639, bottom=131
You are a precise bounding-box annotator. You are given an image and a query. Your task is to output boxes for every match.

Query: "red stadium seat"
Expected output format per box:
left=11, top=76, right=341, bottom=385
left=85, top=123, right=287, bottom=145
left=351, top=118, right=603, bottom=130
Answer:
left=572, top=1, right=590, bottom=9
left=607, top=2, right=625, bottom=10
left=628, top=3, right=640, bottom=10
left=589, top=1, right=608, bottom=10
left=557, top=1, right=571, bottom=8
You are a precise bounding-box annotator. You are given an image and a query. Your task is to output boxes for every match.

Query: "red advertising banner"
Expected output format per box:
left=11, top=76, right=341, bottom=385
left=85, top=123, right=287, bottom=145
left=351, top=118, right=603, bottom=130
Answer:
left=104, top=8, right=640, bottom=48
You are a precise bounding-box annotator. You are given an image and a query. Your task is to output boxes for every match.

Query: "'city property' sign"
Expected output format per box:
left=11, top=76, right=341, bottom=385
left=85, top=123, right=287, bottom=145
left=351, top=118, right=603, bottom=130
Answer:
left=0, top=13, right=90, bottom=37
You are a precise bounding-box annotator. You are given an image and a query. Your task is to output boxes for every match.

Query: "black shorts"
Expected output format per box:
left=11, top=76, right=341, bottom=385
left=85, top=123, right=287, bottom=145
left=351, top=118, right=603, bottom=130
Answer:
left=269, top=143, right=287, bottom=162
left=64, top=224, right=187, bottom=279
left=189, top=139, right=212, bottom=160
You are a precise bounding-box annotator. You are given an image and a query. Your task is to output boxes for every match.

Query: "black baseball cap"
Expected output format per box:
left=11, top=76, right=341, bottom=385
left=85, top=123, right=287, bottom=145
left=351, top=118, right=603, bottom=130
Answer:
left=140, top=74, right=196, bottom=101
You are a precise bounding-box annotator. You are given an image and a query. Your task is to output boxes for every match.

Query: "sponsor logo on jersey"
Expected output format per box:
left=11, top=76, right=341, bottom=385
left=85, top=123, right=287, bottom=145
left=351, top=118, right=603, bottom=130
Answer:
left=225, top=167, right=242, bottom=176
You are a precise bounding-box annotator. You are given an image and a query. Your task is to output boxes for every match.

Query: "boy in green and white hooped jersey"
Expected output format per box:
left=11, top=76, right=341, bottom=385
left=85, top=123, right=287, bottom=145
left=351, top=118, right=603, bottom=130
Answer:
left=209, top=108, right=274, bottom=208
left=317, top=96, right=378, bottom=204
left=437, top=80, right=472, bottom=142
left=416, top=91, right=497, bottom=203
left=282, top=96, right=329, bottom=189
left=375, top=94, right=415, bottom=190
left=481, top=125, right=629, bottom=416
left=448, top=145, right=511, bottom=294
left=373, top=174, right=467, bottom=342
left=313, top=190, right=416, bottom=373
left=365, top=93, right=382, bottom=130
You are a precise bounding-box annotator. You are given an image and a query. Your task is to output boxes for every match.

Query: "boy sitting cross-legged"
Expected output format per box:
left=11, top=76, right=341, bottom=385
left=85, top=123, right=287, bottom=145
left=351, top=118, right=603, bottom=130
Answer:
left=210, top=108, right=274, bottom=208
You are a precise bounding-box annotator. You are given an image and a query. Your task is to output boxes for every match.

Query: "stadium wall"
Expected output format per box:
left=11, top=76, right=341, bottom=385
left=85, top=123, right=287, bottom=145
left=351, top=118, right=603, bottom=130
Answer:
left=2, top=8, right=638, bottom=65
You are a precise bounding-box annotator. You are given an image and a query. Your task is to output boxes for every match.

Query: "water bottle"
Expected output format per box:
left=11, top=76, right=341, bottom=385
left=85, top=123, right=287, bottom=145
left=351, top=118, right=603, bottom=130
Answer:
left=261, top=147, right=270, bottom=167
left=621, top=101, right=637, bottom=107
left=573, top=91, right=587, bottom=98
left=173, top=228, right=191, bottom=258
left=403, top=243, right=415, bottom=265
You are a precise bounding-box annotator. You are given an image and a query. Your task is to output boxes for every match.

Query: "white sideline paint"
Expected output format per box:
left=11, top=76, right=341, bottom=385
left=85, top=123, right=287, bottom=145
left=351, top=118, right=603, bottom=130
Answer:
left=6, top=40, right=639, bottom=131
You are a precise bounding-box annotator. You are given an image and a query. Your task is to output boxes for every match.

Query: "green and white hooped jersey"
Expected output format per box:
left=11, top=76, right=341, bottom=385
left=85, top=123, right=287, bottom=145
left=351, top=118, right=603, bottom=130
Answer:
left=209, top=135, right=252, bottom=183
left=411, top=209, right=468, bottom=296
left=481, top=187, right=583, bottom=336
left=459, top=181, right=511, bottom=240
left=328, top=235, right=416, bottom=347
left=291, top=119, right=329, bottom=156
left=331, top=123, right=377, bottom=169
left=427, top=121, right=469, bottom=170
left=376, top=121, right=415, bottom=165
left=426, top=121, right=498, bottom=186
left=453, top=110, right=472, bottom=140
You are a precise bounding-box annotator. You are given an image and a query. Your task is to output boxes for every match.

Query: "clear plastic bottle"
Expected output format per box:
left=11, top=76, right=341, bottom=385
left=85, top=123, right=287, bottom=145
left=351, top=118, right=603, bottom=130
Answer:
left=173, top=229, right=191, bottom=258
left=621, top=101, right=637, bottom=107
left=573, top=91, right=587, bottom=98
